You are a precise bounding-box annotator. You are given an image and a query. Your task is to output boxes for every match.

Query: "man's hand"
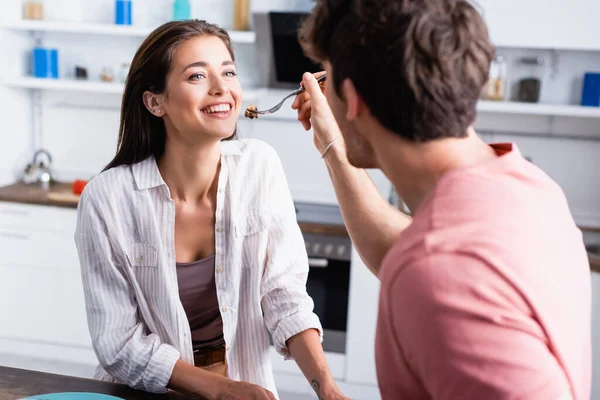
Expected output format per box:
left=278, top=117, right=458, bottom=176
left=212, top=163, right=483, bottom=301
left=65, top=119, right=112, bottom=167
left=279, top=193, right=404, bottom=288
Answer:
left=216, top=379, right=276, bottom=400
left=291, top=71, right=343, bottom=154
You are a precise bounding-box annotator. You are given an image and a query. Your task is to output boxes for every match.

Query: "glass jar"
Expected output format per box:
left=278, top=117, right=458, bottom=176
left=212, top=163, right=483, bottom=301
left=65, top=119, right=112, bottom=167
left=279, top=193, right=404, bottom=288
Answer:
left=517, top=57, right=544, bottom=103
left=482, top=55, right=507, bottom=101
left=119, top=63, right=131, bottom=83
left=24, top=0, right=44, bottom=20
left=100, top=67, right=115, bottom=83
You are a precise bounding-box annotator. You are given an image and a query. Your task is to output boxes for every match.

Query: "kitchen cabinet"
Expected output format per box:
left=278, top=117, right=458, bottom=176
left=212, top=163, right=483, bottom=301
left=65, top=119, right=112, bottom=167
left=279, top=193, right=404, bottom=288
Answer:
left=0, top=202, right=95, bottom=369
left=477, top=0, right=600, bottom=51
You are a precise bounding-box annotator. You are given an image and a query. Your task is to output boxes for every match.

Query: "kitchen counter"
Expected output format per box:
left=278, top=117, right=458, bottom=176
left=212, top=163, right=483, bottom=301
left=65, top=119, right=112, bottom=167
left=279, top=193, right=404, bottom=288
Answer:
left=0, top=366, right=195, bottom=400
left=0, top=182, right=349, bottom=237
left=0, top=181, right=79, bottom=209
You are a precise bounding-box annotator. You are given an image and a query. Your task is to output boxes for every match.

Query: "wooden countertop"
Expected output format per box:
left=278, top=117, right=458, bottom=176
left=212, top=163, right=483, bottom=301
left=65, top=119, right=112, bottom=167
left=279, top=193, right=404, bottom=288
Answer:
left=0, top=181, right=79, bottom=209
left=0, top=182, right=350, bottom=237
left=0, top=366, right=195, bottom=400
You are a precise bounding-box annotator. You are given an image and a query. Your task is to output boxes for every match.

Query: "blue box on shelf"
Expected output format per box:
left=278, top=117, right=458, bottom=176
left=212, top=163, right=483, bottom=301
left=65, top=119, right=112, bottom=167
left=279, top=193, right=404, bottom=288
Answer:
left=32, top=47, right=59, bottom=79
left=581, top=72, right=600, bottom=107
left=115, top=0, right=132, bottom=25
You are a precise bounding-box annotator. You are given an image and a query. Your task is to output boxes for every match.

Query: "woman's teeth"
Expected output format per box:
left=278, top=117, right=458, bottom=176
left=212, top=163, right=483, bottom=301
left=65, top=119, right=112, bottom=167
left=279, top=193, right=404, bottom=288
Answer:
left=202, top=104, right=231, bottom=114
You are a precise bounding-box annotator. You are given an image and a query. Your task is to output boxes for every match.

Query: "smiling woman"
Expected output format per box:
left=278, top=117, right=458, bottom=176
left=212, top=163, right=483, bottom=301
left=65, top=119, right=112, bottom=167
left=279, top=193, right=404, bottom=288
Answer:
left=74, top=20, right=346, bottom=400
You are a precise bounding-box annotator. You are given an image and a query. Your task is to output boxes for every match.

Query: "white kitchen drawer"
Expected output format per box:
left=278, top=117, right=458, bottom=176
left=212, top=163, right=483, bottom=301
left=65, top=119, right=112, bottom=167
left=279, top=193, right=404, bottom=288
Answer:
left=0, top=264, right=91, bottom=348
left=0, top=227, right=79, bottom=270
left=0, top=202, right=77, bottom=233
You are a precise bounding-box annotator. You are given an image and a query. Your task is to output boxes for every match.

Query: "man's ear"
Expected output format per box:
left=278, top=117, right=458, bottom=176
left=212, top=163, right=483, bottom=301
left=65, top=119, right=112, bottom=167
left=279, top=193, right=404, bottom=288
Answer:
left=143, top=91, right=165, bottom=117
left=341, top=78, right=363, bottom=121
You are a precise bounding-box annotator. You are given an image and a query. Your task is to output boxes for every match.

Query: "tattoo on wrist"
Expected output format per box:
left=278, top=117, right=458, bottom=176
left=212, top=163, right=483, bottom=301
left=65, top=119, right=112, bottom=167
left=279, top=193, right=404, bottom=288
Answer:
left=311, top=379, right=321, bottom=399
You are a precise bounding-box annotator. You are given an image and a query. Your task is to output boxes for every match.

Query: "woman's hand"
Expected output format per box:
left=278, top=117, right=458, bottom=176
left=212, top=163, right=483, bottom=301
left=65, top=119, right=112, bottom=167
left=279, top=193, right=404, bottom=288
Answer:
left=170, top=359, right=275, bottom=400
left=291, top=72, right=344, bottom=155
left=216, top=379, right=276, bottom=400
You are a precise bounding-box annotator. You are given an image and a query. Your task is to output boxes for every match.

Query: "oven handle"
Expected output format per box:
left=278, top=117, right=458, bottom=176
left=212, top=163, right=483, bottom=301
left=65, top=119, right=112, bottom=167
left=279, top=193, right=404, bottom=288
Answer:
left=308, top=258, right=328, bottom=268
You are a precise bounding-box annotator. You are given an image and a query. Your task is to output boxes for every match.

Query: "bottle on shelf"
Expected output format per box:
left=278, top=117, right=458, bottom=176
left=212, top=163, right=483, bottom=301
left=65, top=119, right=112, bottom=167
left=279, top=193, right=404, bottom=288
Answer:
left=115, top=0, right=132, bottom=25
left=482, top=55, right=507, bottom=101
left=233, top=0, right=250, bottom=31
left=173, top=0, right=191, bottom=21
left=24, top=0, right=44, bottom=20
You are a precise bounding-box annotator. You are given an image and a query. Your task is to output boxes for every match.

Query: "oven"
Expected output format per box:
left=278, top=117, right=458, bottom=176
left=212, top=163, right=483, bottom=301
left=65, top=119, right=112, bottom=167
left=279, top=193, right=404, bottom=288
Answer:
left=253, top=12, right=322, bottom=89
left=295, top=202, right=352, bottom=354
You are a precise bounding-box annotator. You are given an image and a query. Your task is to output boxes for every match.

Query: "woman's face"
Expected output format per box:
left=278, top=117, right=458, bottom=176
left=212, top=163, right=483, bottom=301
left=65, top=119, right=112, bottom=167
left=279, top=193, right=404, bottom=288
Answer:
left=161, top=35, right=241, bottom=143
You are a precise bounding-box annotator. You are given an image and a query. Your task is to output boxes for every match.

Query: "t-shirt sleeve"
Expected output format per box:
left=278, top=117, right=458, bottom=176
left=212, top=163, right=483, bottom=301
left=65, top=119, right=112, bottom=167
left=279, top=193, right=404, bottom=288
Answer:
left=385, top=253, right=571, bottom=400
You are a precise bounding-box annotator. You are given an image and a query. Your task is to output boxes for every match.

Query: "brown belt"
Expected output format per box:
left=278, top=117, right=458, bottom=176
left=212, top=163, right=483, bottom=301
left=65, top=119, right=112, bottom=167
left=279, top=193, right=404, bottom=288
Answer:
left=194, top=346, right=226, bottom=367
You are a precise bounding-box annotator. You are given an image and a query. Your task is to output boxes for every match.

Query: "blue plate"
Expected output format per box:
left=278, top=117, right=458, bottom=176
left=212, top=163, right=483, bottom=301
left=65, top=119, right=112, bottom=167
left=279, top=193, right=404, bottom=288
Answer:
left=21, top=393, right=124, bottom=400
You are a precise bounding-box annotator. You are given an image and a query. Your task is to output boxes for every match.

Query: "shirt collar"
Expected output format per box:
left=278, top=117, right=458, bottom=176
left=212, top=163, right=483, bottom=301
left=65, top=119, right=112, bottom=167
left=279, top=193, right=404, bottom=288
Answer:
left=131, top=140, right=242, bottom=191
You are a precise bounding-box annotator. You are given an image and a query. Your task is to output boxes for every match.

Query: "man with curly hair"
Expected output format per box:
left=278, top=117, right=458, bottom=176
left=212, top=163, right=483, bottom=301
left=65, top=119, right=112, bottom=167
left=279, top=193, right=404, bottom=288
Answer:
left=292, top=0, right=591, bottom=399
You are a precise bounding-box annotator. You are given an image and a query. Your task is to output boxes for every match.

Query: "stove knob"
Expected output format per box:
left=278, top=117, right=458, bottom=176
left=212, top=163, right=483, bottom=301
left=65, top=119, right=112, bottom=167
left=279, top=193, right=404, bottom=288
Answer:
left=337, top=245, right=346, bottom=257
left=313, top=243, right=321, bottom=253
left=324, top=244, right=334, bottom=255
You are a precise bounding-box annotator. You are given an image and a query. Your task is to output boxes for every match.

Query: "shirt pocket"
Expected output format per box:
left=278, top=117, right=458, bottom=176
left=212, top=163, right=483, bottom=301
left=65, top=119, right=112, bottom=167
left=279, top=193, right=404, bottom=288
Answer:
left=124, top=243, right=161, bottom=299
left=125, top=243, right=158, bottom=267
left=234, top=208, right=269, bottom=237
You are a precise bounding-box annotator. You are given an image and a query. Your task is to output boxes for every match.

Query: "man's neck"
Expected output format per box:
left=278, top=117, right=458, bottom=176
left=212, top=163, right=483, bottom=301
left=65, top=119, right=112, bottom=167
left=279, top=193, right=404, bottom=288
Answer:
left=374, top=128, right=497, bottom=213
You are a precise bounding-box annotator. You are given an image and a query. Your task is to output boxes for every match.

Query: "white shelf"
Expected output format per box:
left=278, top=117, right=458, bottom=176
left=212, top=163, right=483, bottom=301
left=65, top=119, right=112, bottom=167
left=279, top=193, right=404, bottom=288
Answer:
left=477, top=100, right=600, bottom=118
left=5, top=77, right=600, bottom=119
left=0, top=19, right=256, bottom=43
left=4, top=77, right=124, bottom=94
left=3, top=77, right=264, bottom=103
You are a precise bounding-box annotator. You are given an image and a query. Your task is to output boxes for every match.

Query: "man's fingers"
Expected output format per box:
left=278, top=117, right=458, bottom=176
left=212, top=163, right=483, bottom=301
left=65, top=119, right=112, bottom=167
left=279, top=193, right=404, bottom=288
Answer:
left=298, top=99, right=313, bottom=130
left=302, top=72, right=327, bottom=105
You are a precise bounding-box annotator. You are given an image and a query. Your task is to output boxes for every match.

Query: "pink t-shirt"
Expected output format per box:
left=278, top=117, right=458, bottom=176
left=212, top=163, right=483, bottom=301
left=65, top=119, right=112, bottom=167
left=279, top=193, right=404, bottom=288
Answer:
left=375, top=143, right=591, bottom=400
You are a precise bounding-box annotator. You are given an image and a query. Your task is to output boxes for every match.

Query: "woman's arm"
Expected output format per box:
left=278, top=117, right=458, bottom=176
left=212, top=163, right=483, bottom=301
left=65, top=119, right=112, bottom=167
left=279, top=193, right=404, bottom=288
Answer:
left=169, top=360, right=275, bottom=400
left=259, top=146, right=346, bottom=399
left=75, top=189, right=179, bottom=393
left=76, top=188, right=274, bottom=399
left=287, top=330, right=348, bottom=400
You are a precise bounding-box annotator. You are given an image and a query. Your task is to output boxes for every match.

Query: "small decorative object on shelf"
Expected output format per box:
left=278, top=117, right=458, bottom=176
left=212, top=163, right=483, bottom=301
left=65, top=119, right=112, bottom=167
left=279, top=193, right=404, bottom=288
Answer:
left=115, top=0, right=132, bottom=25
left=24, top=0, right=44, bottom=20
left=173, top=0, right=191, bottom=21
left=482, top=55, right=507, bottom=101
left=75, top=66, right=88, bottom=80
left=581, top=72, right=600, bottom=107
left=233, top=0, right=250, bottom=31
left=119, top=63, right=130, bottom=83
left=517, top=56, right=544, bottom=103
left=32, top=47, right=58, bottom=79
left=100, top=67, right=115, bottom=83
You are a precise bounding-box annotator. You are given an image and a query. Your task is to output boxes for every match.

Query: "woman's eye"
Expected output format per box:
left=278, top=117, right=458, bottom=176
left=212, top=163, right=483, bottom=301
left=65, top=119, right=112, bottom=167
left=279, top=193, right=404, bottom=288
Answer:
left=224, top=71, right=237, bottom=77
left=190, top=73, right=205, bottom=81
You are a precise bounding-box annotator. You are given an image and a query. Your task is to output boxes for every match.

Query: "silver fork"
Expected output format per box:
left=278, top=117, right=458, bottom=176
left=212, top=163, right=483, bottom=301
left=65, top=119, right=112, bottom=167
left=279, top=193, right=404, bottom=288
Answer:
left=253, top=73, right=327, bottom=116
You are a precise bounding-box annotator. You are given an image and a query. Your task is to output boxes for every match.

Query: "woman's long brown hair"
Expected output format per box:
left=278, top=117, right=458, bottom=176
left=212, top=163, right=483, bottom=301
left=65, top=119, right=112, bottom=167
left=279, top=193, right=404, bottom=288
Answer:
left=104, top=20, right=236, bottom=171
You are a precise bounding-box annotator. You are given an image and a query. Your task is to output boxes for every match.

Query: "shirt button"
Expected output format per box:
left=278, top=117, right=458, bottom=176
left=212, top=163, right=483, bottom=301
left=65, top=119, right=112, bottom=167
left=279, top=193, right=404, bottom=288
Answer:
left=218, top=188, right=223, bottom=193
left=216, top=266, right=223, bottom=273
left=226, top=345, right=232, bottom=351
left=221, top=307, right=228, bottom=313
left=216, top=228, right=223, bottom=233
left=136, top=255, right=143, bottom=263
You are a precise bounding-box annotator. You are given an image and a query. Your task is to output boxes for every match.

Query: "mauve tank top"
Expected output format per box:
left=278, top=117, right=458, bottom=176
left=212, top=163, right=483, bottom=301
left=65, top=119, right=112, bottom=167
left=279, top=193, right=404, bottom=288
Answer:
left=176, top=255, right=225, bottom=352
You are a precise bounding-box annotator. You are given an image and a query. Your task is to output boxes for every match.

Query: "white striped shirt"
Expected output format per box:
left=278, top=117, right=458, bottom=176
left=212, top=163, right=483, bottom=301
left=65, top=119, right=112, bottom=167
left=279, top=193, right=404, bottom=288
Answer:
left=74, top=139, right=322, bottom=397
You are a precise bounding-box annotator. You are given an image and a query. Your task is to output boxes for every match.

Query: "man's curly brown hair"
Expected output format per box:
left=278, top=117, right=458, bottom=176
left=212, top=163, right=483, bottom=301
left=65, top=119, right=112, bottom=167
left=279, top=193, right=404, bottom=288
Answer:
left=298, top=0, right=495, bottom=142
